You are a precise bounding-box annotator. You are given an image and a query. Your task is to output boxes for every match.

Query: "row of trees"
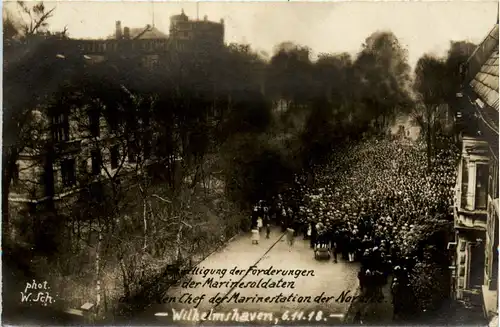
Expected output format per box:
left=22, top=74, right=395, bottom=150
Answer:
left=3, top=1, right=475, bottom=320
left=414, top=41, right=476, bottom=168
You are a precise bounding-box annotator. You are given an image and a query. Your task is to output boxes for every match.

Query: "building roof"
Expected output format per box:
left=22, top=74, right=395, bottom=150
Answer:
left=470, top=46, right=499, bottom=110
left=465, top=24, right=499, bottom=82
left=107, top=26, right=168, bottom=40
left=128, top=26, right=168, bottom=39
left=461, top=23, right=499, bottom=139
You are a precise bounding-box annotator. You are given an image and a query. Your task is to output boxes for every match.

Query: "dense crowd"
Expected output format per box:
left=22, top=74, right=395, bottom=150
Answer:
left=251, top=134, right=459, bottom=307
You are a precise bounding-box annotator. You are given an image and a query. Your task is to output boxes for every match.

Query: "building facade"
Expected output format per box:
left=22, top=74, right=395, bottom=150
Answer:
left=8, top=103, right=145, bottom=216
left=70, top=11, right=224, bottom=67
left=8, top=11, right=223, bottom=220
left=169, top=10, right=224, bottom=47
left=451, top=23, right=498, bottom=324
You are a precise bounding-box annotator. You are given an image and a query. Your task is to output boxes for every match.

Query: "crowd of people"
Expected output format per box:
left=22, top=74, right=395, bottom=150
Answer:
left=250, top=133, right=459, bottom=311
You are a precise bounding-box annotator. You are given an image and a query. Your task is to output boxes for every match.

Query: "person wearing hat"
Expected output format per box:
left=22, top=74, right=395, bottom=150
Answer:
left=364, top=269, right=373, bottom=297
left=251, top=206, right=259, bottom=230
left=347, top=233, right=356, bottom=262
left=391, top=277, right=401, bottom=320
left=358, top=269, right=366, bottom=294
left=257, top=215, right=263, bottom=233
left=331, top=229, right=339, bottom=263
left=280, top=208, right=287, bottom=232
left=263, top=207, right=271, bottom=239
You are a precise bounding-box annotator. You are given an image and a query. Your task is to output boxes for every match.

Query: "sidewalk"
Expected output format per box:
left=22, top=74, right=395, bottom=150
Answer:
left=146, top=227, right=285, bottom=313
left=416, top=298, right=487, bottom=326
left=137, top=226, right=360, bottom=326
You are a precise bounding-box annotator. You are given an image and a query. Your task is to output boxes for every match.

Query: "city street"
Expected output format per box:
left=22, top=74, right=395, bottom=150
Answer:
left=135, top=227, right=359, bottom=325
left=4, top=2, right=498, bottom=326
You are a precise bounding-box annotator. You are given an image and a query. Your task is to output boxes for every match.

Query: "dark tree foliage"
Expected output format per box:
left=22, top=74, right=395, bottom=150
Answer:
left=4, top=3, right=480, bottom=320
left=267, top=42, right=315, bottom=107
left=445, top=41, right=477, bottom=102
left=413, top=40, right=475, bottom=169
left=354, top=31, right=414, bottom=131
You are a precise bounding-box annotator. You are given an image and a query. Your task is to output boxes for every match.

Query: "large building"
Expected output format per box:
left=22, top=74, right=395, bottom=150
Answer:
left=68, top=10, right=224, bottom=68
left=169, top=10, right=224, bottom=47
left=450, top=22, right=498, bottom=325
left=7, top=11, right=224, bottom=223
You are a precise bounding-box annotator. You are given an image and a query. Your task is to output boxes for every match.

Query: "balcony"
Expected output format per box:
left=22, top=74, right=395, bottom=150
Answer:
left=54, top=139, right=83, bottom=154
left=454, top=204, right=487, bottom=230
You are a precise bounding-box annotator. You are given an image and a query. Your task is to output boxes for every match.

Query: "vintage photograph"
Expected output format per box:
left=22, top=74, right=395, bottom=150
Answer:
left=2, top=1, right=499, bottom=326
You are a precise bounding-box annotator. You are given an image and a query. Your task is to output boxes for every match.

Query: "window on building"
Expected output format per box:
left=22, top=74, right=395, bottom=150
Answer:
left=52, top=112, right=70, bottom=142
left=485, top=250, right=490, bottom=279
left=144, top=140, right=151, bottom=160
left=79, top=159, right=87, bottom=175
left=497, top=165, right=499, bottom=199
left=475, top=164, right=489, bottom=210
left=110, top=145, right=120, bottom=169
left=489, top=175, right=493, bottom=201
left=492, top=238, right=499, bottom=289
left=61, top=158, right=76, bottom=187
left=151, top=57, right=159, bottom=69
left=461, top=158, right=469, bottom=208
left=492, top=163, right=499, bottom=199
left=91, top=150, right=102, bottom=176
left=89, top=109, right=100, bottom=137
left=107, top=111, right=120, bottom=133
left=11, top=163, right=20, bottom=185
left=128, top=143, right=138, bottom=163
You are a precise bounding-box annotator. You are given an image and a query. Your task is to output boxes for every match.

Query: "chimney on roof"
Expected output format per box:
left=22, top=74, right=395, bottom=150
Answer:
left=116, top=21, right=122, bottom=40
left=124, top=27, right=130, bottom=39
left=220, top=18, right=224, bottom=25
left=204, top=15, right=207, bottom=21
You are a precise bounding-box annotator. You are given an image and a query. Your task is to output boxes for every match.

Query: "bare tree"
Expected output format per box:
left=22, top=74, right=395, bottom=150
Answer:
left=15, top=1, right=55, bottom=36
left=3, top=1, right=68, bottom=240
left=414, top=55, right=448, bottom=169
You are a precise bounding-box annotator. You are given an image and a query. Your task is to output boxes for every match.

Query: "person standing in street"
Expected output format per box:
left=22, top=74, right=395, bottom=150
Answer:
left=331, top=231, right=338, bottom=263
left=347, top=235, right=355, bottom=262
left=286, top=225, right=295, bottom=250
left=287, top=207, right=295, bottom=235
left=251, top=206, right=259, bottom=231
left=358, top=269, right=365, bottom=293
left=310, top=221, right=317, bottom=249
left=257, top=215, right=263, bottom=233
left=306, top=222, right=312, bottom=241
left=263, top=206, right=271, bottom=239
left=391, top=277, right=400, bottom=320
left=280, top=208, right=287, bottom=232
